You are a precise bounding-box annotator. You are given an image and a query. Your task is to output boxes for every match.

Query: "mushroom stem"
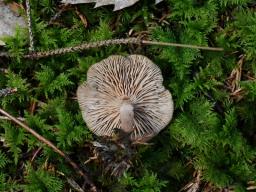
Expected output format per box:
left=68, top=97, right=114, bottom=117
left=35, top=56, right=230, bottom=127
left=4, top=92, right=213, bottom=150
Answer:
left=120, top=96, right=134, bottom=134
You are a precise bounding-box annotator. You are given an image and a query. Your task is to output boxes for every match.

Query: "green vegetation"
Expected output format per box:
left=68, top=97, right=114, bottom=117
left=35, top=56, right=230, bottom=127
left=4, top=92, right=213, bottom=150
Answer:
left=0, top=0, right=256, bottom=191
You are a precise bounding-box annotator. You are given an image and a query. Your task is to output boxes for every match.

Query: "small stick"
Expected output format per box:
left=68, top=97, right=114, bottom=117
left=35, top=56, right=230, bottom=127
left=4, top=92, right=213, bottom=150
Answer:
left=75, top=7, right=88, bottom=28
left=24, top=38, right=140, bottom=59
left=0, top=108, right=98, bottom=192
left=26, top=0, right=35, bottom=52
left=0, top=116, right=25, bottom=121
left=0, top=88, right=17, bottom=97
left=84, top=155, right=98, bottom=165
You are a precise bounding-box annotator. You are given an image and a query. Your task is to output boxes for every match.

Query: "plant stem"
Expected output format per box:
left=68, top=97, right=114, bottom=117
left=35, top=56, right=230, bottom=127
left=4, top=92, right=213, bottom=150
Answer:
left=0, top=108, right=98, bottom=192
left=141, top=40, right=224, bottom=51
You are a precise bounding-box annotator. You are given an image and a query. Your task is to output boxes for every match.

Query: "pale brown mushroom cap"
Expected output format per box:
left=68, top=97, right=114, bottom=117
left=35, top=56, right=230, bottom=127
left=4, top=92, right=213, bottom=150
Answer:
left=77, top=55, right=174, bottom=141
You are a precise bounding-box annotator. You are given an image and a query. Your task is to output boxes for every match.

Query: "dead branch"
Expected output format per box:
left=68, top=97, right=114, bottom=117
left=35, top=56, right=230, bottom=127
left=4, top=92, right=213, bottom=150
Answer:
left=0, top=38, right=224, bottom=59
left=0, top=108, right=98, bottom=192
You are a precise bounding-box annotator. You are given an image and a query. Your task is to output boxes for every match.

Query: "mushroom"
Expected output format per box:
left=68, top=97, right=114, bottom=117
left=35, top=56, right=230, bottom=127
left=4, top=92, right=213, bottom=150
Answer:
left=77, top=55, right=174, bottom=142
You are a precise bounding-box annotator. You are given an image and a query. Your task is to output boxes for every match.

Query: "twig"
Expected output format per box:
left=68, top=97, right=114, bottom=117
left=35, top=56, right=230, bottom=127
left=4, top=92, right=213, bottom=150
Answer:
left=0, top=108, right=98, bottom=192
left=26, top=0, right=35, bottom=52
left=0, top=38, right=224, bottom=59
left=23, top=38, right=224, bottom=59
left=0, top=116, right=25, bottom=121
left=24, top=38, right=141, bottom=59
left=0, top=88, right=17, bottom=97
left=84, top=155, right=98, bottom=165
left=31, top=147, right=42, bottom=163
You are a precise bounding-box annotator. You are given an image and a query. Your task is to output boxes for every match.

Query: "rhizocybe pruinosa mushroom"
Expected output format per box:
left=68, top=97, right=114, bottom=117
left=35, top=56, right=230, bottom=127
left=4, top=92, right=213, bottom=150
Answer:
left=77, top=55, right=174, bottom=142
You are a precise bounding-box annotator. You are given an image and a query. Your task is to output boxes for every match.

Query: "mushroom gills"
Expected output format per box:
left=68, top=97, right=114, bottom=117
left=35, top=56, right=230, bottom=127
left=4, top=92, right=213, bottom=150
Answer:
left=77, top=55, right=174, bottom=142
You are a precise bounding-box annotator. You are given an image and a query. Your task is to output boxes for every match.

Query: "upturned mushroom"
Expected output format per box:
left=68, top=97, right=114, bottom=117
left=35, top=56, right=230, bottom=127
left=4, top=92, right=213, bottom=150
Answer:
left=77, top=55, right=174, bottom=142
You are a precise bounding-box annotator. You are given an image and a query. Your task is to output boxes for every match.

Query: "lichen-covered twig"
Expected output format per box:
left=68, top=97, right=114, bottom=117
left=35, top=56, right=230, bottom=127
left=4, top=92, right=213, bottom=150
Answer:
left=26, top=0, right=35, bottom=52
left=0, top=38, right=224, bottom=59
left=24, top=38, right=224, bottom=59
left=0, top=88, right=17, bottom=97
left=24, top=38, right=141, bottom=59
left=0, top=108, right=98, bottom=192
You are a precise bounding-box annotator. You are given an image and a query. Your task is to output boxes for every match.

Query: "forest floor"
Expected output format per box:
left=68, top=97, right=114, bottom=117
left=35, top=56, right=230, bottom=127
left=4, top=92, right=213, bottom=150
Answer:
left=0, top=0, right=256, bottom=192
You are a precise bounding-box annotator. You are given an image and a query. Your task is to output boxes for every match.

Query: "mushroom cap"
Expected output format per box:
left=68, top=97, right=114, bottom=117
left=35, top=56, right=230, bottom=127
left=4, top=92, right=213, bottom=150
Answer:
left=77, top=55, right=174, bottom=141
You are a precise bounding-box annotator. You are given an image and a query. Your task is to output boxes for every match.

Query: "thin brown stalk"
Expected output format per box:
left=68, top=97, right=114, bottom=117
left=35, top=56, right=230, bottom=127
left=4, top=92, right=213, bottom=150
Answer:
left=31, top=147, right=42, bottom=163
left=23, top=38, right=224, bottom=59
left=0, top=108, right=98, bottom=192
left=141, top=40, right=224, bottom=51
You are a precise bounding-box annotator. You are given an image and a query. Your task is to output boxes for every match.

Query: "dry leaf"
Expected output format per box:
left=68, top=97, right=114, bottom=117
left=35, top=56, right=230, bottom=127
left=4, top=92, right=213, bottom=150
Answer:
left=61, top=0, right=163, bottom=11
